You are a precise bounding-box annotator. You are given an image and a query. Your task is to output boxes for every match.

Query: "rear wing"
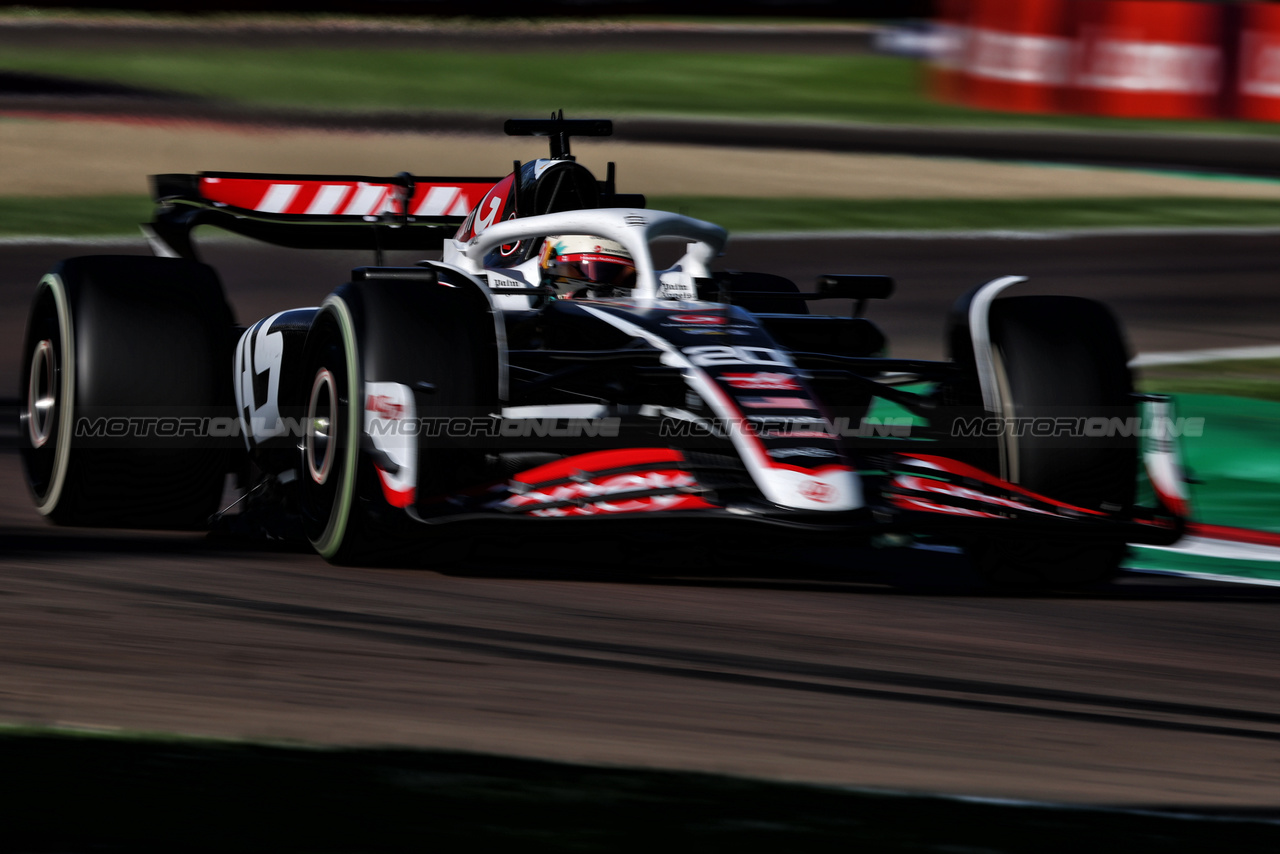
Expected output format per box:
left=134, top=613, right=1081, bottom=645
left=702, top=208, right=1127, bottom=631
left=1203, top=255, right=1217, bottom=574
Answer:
left=147, top=171, right=502, bottom=261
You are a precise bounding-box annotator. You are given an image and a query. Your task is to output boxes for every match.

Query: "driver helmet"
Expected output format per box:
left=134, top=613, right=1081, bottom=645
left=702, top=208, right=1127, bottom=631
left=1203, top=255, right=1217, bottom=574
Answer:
left=538, top=235, right=636, bottom=296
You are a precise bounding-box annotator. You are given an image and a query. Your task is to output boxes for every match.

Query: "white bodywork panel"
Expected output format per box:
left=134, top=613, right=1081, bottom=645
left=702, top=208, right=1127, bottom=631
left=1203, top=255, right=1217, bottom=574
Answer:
left=364, top=381, right=418, bottom=502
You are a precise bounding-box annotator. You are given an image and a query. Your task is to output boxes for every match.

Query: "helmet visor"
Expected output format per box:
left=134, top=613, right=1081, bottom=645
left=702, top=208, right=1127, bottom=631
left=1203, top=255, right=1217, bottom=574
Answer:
left=550, top=252, right=636, bottom=289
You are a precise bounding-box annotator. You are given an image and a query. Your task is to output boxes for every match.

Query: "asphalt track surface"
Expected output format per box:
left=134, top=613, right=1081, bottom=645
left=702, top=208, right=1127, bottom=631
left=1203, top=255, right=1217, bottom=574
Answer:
left=4, top=233, right=1280, bottom=807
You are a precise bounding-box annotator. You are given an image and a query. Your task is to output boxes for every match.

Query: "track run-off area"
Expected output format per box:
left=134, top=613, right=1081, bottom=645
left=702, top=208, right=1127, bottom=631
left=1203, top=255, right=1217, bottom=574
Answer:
left=3, top=231, right=1280, bottom=813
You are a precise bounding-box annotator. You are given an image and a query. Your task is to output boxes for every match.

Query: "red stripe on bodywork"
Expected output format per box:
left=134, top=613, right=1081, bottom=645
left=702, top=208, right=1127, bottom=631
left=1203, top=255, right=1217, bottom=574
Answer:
left=512, top=448, right=686, bottom=487
left=898, top=454, right=1106, bottom=516
left=697, top=365, right=851, bottom=475
left=526, top=494, right=714, bottom=517
left=504, top=458, right=715, bottom=517
left=1188, top=523, right=1280, bottom=548
left=1150, top=479, right=1191, bottom=519
left=892, top=496, right=1003, bottom=519
left=375, top=466, right=415, bottom=509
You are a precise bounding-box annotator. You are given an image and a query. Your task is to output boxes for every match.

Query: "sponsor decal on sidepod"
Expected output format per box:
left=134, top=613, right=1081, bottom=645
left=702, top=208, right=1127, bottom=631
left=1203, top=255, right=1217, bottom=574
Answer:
left=667, top=314, right=726, bottom=325
left=501, top=470, right=711, bottom=517
left=720, top=373, right=801, bottom=391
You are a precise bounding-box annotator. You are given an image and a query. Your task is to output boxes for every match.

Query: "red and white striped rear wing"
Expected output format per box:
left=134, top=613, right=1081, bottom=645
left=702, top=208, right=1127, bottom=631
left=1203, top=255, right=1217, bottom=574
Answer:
left=148, top=171, right=503, bottom=259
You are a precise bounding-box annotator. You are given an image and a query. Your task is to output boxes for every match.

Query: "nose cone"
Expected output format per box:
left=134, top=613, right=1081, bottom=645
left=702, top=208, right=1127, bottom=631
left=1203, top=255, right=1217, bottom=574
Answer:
left=755, top=464, right=862, bottom=512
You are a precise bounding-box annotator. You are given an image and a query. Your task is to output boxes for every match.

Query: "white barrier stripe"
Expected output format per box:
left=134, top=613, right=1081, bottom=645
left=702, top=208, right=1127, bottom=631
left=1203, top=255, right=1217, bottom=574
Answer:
left=1139, top=535, right=1280, bottom=563
left=1130, top=345, right=1280, bottom=367
left=1127, top=565, right=1280, bottom=587
left=1077, top=41, right=1219, bottom=96
left=967, top=30, right=1072, bottom=85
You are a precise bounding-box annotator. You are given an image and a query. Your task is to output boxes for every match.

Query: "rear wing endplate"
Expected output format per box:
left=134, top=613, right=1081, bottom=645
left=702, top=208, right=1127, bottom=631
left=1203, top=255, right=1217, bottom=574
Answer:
left=146, top=171, right=502, bottom=261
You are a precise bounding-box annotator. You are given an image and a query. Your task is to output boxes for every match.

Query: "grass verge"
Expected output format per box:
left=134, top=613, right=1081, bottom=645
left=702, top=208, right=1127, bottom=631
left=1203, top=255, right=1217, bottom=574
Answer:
left=4, top=727, right=1278, bottom=852
left=0, top=194, right=154, bottom=237
left=0, top=49, right=936, bottom=120
left=1139, top=358, right=1280, bottom=403
left=0, top=10, right=858, bottom=27
left=4, top=45, right=1280, bottom=136
left=652, top=196, right=1280, bottom=233
left=9, top=195, right=1280, bottom=238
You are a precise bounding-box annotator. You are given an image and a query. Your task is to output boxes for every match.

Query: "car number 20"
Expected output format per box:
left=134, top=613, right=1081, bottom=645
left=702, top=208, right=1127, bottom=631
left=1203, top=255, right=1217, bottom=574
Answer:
left=682, top=345, right=791, bottom=368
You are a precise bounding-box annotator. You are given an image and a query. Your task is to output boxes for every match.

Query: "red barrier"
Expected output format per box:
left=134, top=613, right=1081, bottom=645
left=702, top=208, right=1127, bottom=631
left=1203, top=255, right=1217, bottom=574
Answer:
left=929, top=0, right=971, bottom=105
left=932, top=0, right=1240, bottom=121
left=961, top=0, right=1073, bottom=113
left=1067, top=0, right=1226, bottom=119
left=1237, top=3, right=1280, bottom=121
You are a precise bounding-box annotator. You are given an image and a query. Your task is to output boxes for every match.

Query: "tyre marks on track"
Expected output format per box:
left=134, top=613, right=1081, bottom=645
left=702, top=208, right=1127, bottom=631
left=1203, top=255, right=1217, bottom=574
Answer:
left=56, top=571, right=1280, bottom=746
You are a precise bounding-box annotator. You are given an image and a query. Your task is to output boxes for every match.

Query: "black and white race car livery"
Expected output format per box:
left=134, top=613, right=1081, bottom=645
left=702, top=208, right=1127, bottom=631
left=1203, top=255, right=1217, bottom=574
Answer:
left=19, top=116, right=1188, bottom=584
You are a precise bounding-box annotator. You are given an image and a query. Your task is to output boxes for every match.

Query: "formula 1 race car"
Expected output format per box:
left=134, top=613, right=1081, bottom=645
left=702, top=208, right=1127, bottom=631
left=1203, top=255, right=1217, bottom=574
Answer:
left=19, top=116, right=1188, bottom=585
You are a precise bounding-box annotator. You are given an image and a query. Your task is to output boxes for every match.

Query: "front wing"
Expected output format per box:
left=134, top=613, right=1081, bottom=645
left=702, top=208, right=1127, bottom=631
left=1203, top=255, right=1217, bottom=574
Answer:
left=391, top=444, right=1181, bottom=547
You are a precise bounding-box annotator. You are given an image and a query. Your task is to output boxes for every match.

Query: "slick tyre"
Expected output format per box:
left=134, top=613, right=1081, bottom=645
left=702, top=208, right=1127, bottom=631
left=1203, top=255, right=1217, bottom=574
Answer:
left=971, top=296, right=1137, bottom=587
left=296, top=301, right=365, bottom=563
left=297, top=277, right=498, bottom=565
left=20, top=256, right=235, bottom=528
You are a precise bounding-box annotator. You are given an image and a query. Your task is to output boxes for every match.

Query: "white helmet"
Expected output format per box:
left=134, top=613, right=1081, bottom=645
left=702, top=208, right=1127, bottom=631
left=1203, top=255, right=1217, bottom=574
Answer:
left=538, top=235, right=636, bottom=295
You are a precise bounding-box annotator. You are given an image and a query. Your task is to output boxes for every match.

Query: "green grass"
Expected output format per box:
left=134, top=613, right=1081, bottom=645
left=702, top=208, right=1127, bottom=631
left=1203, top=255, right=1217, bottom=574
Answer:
left=10, top=195, right=1280, bottom=237
left=1139, top=358, right=1280, bottom=403
left=2, top=48, right=931, bottom=121
left=653, top=196, right=1280, bottom=232
left=0, top=9, right=858, bottom=26
left=6, top=44, right=1280, bottom=136
left=0, top=195, right=154, bottom=236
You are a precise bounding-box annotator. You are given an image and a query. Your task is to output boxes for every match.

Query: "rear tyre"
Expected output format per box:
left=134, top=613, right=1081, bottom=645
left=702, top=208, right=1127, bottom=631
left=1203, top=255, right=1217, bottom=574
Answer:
left=969, top=296, right=1137, bottom=587
left=20, top=256, right=235, bottom=528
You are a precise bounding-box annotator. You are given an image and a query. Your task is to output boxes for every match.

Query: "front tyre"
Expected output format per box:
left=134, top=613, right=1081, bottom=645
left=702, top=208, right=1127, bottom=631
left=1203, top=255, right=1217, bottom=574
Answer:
left=298, top=300, right=364, bottom=562
left=971, top=296, right=1137, bottom=587
left=295, top=272, right=499, bottom=566
left=22, top=280, right=74, bottom=517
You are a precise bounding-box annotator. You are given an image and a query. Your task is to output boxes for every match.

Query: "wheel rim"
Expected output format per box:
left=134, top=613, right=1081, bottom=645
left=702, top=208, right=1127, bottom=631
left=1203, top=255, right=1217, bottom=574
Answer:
left=306, top=368, right=336, bottom=486
left=27, top=338, right=56, bottom=449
